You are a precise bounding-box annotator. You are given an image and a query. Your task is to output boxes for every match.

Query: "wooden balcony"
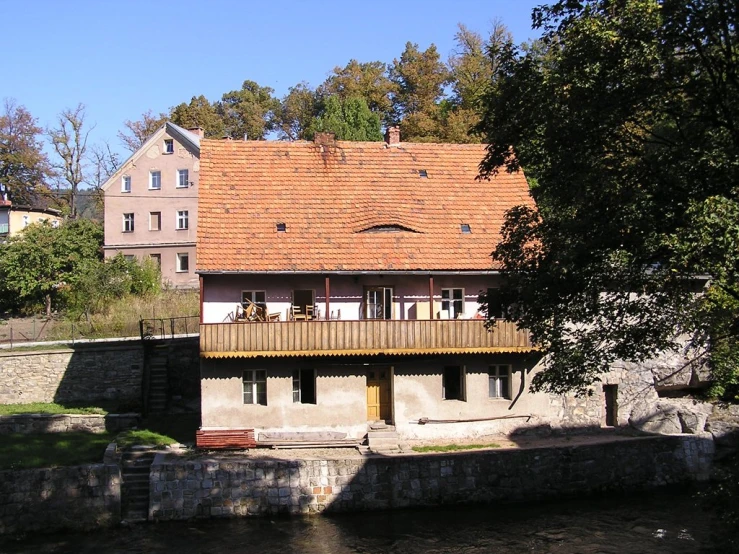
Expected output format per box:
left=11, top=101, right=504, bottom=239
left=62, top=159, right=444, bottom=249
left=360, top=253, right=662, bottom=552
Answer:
left=200, top=319, right=533, bottom=358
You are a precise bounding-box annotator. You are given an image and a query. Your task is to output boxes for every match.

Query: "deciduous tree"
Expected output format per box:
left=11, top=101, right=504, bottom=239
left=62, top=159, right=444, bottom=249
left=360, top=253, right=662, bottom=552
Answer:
left=117, top=109, right=167, bottom=152
left=319, top=60, right=396, bottom=121
left=218, top=80, right=280, bottom=140
left=276, top=83, right=319, bottom=140
left=307, top=96, right=383, bottom=141
left=170, top=95, right=225, bottom=138
left=48, top=104, right=92, bottom=218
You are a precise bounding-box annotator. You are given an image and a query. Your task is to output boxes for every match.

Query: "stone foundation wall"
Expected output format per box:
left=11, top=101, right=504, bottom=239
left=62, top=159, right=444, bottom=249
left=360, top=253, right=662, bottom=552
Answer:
left=0, top=413, right=140, bottom=435
left=0, top=464, right=121, bottom=534
left=149, top=435, right=714, bottom=520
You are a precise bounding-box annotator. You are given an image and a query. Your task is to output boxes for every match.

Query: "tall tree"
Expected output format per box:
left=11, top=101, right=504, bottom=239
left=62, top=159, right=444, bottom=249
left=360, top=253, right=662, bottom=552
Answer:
left=170, top=95, right=225, bottom=138
left=319, top=60, right=396, bottom=120
left=477, top=0, right=739, bottom=397
left=218, top=80, right=280, bottom=140
left=48, top=104, right=92, bottom=218
left=276, top=83, right=319, bottom=140
left=307, top=96, right=383, bottom=141
left=117, top=109, right=167, bottom=152
left=0, top=99, right=52, bottom=206
left=84, top=141, right=120, bottom=220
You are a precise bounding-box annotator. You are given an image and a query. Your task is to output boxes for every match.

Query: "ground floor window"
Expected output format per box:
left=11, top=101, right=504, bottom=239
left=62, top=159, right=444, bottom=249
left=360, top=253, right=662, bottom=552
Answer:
left=488, top=365, right=511, bottom=399
left=243, top=370, right=267, bottom=405
left=292, top=369, right=316, bottom=404
left=443, top=366, right=466, bottom=401
left=176, top=252, right=189, bottom=272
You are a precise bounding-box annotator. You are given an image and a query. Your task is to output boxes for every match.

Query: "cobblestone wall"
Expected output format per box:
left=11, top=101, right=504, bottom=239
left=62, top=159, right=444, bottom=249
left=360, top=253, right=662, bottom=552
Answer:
left=0, top=414, right=139, bottom=435
left=0, top=464, right=121, bottom=534
left=149, top=435, right=714, bottom=520
left=0, top=344, right=143, bottom=405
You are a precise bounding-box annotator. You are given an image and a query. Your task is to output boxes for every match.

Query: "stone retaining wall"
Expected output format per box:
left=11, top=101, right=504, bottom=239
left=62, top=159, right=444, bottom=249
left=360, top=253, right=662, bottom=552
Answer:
left=0, top=464, right=121, bottom=534
left=149, top=435, right=714, bottom=520
left=0, top=413, right=140, bottom=435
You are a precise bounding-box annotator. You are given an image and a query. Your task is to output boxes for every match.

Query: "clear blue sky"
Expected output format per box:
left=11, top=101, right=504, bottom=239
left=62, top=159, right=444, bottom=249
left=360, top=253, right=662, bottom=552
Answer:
left=2, top=0, right=542, bottom=157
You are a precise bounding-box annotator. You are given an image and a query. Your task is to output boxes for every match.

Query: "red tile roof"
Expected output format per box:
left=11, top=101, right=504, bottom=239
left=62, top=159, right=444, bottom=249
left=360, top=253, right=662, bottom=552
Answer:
left=197, top=139, right=533, bottom=272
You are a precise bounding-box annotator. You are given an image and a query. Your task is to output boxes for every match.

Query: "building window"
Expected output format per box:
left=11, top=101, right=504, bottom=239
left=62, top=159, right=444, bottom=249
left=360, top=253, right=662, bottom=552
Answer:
left=164, top=139, right=174, bottom=154
left=123, top=213, right=134, bottom=232
left=149, top=212, right=161, bottom=231
left=149, top=171, right=161, bottom=190
left=460, top=223, right=471, bottom=234
left=176, top=210, right=189, bottom=230
left=121, top=175, right=131, bottom=193
left=489, top=365, right=511, bottom=399
left=365, top=287, right=393, bottom=319
left=443, top=366, right=466, bottom=401
left=177, top=169, right=189, bottom=188
left=176, top=252, right=189, bottom=272
left=243, top=370, right=267, bottom=405
left=441, top=288, right=464, bottom=319
left=149, top=253, right=161, bottom=267
left=292, top=369, right=316, bottom=404
left=242, top=290, right=267, bottom=311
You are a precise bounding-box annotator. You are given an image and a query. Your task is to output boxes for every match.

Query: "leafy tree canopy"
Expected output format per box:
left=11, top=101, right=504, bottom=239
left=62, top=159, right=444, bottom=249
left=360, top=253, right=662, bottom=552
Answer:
left=170, top=95, right=225, bottom=138
left=276, top=83, right=319, bottom=141
left=478, top=0, right=739, bottom=397
left=307, top=96, right=383, bottom=141
left=319, top=60, right=396, bottom=122
left=218, top=80, right=280, bottom=140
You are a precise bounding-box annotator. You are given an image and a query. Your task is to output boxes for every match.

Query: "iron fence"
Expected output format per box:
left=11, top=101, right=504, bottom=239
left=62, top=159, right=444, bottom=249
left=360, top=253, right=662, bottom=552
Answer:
left=139, top=316, right=200, bottom=340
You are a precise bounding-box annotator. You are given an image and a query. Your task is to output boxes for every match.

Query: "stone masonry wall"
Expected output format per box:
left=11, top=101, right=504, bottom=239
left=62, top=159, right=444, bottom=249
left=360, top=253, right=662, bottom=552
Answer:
left=0, top=464, right=121, bottom=534
left=0, top=414, right=140, bottom=435
left=149, top=435, right=714, bottom=520
left=0, top=343, right=144, bottom=405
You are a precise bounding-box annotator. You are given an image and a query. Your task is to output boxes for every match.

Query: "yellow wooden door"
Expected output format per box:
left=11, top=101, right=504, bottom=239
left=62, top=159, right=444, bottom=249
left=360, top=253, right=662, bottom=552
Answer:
left=366, top=368, right=391, bottom=421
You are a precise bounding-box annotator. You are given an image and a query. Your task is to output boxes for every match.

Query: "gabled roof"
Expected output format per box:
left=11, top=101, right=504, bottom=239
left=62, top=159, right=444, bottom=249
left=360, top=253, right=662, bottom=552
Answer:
left=100, top=122, right=200, bottom=192
left=197, top=139, right=533, bottom=273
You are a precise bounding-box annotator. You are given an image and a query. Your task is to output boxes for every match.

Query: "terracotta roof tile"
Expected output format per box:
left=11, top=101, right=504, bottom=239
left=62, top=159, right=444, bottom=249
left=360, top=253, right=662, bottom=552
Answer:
left=197, top=139, right=534, bottom=272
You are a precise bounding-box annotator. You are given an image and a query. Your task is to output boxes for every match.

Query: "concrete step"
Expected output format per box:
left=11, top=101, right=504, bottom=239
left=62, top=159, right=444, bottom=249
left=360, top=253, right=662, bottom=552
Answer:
left=367, top=439, right=400, bottom=449
left=367, top=431, right=399, bottom=439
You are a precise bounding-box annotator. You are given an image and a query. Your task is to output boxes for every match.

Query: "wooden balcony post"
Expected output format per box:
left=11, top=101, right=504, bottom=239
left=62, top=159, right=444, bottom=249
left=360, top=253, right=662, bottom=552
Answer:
left=199, top=276, right=204, bottom=324
left=325, top=276, right=330, bottom=320
left=428, top=276, right=434, bottom=320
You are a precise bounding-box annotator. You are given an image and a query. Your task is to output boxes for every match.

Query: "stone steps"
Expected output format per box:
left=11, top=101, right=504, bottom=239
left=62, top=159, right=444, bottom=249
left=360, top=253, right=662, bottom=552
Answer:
left=121, top=449, right=157, bottom=523
left=367, top=425, right=400, bottom=452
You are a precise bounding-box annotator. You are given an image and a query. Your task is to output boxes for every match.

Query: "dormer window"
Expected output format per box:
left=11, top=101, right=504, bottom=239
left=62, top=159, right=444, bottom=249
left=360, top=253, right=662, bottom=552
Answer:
left=164, top=139, right=174, bottom=154
left=460, top=224, right=471, bottom=234
left=418, top=169, right=428, bottom=178
left=276, top=223, right=287, bottom=232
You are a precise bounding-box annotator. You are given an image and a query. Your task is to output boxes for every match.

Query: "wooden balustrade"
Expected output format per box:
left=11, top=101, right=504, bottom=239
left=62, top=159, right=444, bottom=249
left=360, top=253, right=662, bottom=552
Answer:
left=200, top=319, right=533, bottom=358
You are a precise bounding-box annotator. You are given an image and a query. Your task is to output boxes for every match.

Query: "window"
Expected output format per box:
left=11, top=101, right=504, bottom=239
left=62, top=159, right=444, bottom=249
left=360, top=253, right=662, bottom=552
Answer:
left=460, top=223, right=471, bottom=234
left=489, top=365, right=511, bottom=399
left=176, top=252, right=189, bottom=272
left=149, top=253, right=161, bottom=267
left=121, top=175, right=131, bottom=193
left=487, top=288, right=505, bottom=319
left=443, top=366, right=466, bottom=401
left=149, top=170, right=161, bottom=190
left=176, top=210, right=189, bottom=230
left=123, top=213, right=134, bottom=232
left=177, top=169, right=189, bottom=188
left=292, top=369, right=316, bottom=404
left=418, top=169, right=428, bottom=178
left=441, top=288, right=464, bottom=319
left=365, top=287, right=393, bottom=319
left=242, top=290, right=267, bottom=311
left=164, top=139, right=174, bottom=154
left=243, top=370, right=267, bottom=405
left=276, top=222, right=286, bottom=232
left=149, top=212, right=161, bottom=231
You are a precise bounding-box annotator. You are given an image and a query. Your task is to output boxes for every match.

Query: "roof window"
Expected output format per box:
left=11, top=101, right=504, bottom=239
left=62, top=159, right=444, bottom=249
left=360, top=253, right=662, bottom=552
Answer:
left=276, top=223, right=287, bottom=232
left=418, top=169, right=428, bottom=178
left=460, top=224, right=471, bottom=234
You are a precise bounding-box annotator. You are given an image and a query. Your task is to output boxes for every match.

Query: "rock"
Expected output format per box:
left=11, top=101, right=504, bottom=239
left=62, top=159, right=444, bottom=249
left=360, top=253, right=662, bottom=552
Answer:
left=677, top=410, right=707, bottom=434
left=629, top=404, right=682, bottom=434
left=705, top=420, right=739, bottom=447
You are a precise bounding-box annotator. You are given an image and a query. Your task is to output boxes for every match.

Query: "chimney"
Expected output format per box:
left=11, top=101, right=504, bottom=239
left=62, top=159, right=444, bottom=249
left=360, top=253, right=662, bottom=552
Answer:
left=313, top=132, right=336, bottom=146
left=384, top=126, right=400, bottom=146
left=188, top=127, right=205, bottom=139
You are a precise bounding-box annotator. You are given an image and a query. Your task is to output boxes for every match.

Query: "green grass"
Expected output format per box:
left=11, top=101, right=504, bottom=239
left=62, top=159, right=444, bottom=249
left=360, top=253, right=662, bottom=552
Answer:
left=412, top=443, right=501, bottom=453
left=0, top=403, right=107, bottom=416
left=0, top=432, right=113, bottom=470
left=115, top=429, right=177, bottom=449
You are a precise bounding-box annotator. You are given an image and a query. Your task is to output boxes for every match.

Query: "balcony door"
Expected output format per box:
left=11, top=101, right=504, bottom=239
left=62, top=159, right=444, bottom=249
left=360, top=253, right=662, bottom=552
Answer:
left=365, top=286, right=393, bottom=319
left=292, top=289, right=314, bottom=319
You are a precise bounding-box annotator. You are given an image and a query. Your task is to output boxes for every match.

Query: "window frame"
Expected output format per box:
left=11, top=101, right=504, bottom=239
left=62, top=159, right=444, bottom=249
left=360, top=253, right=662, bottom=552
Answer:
left=149, top=211, right=161, bottom=231
left=163, top=139, right=174, bottom=154
left=243, top=369, right=267, bottom=405
left=292, top=368, right=317, bottom=404
left=442, top=365, right=466, bottom=401
left=122, top=213, right=134, bottom=233
left=176, top=210, right=189, bottom=230
left=177, top=169, right=189, bottom=188
left=121, top=175, right=131, bottom=193
left=176, top=252, right=189, bottom=273
left=149, top=253, right=161, bottom=268
left=149, top=170, right=161, bottom=190
left=242, top=290, right=267, bottom=311
left=364, top=286, right=393, bottom=320
left=441, top=288, right=465, bottom=319
left=488, top=365, right=512, bottom=400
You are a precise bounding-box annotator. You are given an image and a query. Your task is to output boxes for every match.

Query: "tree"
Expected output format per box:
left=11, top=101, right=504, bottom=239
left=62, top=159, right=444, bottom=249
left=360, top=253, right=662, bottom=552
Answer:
left=477, top=0, right=739, bottom=397
left=0, top=218, right=103, bottom=317
left=84, top=141, right=120, bottom=220
left=307, top=96, right=383, bottom=141
left=117, top=109, right=167, bottom=152
left=276, top=83, right=319, bottom=140
left=218, top=80, right=280, bottom=140
left=0, top=99, right=52, bottom=206
left=319, top=60, right=396, bottom=121
left=48, top=104, right=92, bottom=218
left=170, top=95, right=225, bottom=138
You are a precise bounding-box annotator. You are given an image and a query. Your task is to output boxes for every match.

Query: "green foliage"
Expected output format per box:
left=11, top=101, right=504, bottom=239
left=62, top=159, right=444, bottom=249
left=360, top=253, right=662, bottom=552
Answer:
left=307, top=96, right=383, bottom=141
left=218, top=80, right=280, bottom=140
left=477, top=0, right=739, bottom=396
left=170, top=95, right=225, bottom=138
left=318, top=59, right=396, bottom=121
left=0, top=403, right=107, bottom=415
left=0, top=432, right=112, bottom=470
left=115, top=429, right=177, bottom=448
left=412, top=443, right=501, bottom=453
left=276, top=83, right=319, bottom=140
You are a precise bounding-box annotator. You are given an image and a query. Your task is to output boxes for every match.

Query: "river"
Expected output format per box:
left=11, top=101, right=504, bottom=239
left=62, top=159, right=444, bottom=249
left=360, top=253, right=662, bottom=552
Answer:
left=0, top=487, right=725, bottom=553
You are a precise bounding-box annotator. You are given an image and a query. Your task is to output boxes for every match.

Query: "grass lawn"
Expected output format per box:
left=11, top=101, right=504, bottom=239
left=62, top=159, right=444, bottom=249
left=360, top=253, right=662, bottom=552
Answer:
left=0, top=432, right=113, bottom=470
left=412, top=443, right=501, bottom=453
left=0, top=403, right=107, bottom=416
left=116, top=429, right=177, bottom=449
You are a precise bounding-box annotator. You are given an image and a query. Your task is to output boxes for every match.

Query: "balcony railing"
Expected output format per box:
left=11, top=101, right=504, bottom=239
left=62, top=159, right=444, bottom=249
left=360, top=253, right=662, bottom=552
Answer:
left=200, top=319, right=533, bottom=358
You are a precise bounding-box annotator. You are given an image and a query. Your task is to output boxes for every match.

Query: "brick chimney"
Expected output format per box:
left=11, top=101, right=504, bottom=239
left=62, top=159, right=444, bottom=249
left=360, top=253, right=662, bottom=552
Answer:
left=313, top=132, right=336, bottom=146
left=384, top=126, right=400, bottom=146
left=188, top=127, right=205, bottom=139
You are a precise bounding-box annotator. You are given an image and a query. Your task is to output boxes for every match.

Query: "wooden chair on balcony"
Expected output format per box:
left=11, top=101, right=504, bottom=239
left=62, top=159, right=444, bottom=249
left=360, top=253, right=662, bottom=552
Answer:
left=267, top=312, right=281, bottom=322
left=291, top=305, right=306, bottom=321
left=305, top=305, right=314, bottom=320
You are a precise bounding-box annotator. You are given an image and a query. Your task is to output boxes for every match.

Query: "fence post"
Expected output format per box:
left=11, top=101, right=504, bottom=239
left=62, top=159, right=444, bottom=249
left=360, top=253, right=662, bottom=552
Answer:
left=170, top=318, right=175, bottom=339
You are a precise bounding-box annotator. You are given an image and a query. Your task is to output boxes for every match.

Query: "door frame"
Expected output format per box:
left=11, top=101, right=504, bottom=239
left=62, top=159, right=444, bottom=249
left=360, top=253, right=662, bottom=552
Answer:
left=366, top=365, right=394, bottom=424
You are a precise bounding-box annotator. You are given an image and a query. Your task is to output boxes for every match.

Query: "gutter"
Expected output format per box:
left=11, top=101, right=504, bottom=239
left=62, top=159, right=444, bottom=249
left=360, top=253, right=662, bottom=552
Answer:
left=196, top=270, right=502, bottom=276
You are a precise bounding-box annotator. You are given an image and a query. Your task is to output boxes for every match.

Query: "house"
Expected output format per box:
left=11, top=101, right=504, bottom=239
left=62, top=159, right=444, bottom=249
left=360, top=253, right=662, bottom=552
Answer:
left=196, top=129, right=598, bottom=446
left=101, top=122, right=201, bottom=288
left=0, top=187, right=62, bottom=240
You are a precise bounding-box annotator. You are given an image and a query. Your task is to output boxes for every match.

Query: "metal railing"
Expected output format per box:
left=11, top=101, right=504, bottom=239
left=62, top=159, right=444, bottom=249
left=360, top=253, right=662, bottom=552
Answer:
left=140, top=315, right=200, bottom=340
